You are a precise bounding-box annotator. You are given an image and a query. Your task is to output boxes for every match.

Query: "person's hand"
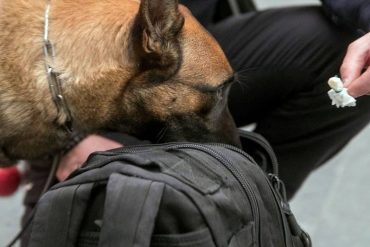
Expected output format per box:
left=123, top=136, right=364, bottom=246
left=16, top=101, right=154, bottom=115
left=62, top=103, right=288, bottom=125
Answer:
left=56, top=134, right=122, bottom=181
left=341, top=32, right=370, bottom=97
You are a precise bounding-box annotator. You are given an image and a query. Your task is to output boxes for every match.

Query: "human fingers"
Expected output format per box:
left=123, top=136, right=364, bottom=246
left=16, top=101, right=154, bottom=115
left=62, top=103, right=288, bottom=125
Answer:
left=56, top=135, right=123, bottom=181
left=341, top=33, right=370, bottom=86
left=347, top=68, right=370, bottom=97
left=56, top=153, right=80, bottom=181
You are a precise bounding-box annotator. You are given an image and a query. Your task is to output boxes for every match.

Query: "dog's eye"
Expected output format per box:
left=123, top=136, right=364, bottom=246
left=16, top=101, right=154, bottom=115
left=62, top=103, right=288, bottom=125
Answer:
left=194, top=75, right=235, bottom=96
left=216, top=76, right=234, bottom=100
left=223, top=75, right=235, bottom=86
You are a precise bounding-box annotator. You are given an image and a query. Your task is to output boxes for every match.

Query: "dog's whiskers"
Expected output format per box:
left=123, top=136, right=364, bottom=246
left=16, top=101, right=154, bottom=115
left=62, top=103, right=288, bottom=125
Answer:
left=233, top=71, right=250, bottom=94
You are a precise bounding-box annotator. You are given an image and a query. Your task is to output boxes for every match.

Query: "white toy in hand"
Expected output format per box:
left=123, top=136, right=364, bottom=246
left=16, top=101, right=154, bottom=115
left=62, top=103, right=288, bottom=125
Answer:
left=327, top=76, right=356, bottom=108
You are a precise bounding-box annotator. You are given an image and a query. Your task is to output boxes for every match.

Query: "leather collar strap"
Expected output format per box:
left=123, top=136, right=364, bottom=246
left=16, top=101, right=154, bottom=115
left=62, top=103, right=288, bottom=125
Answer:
left=43, top=2, right=73, bottom=133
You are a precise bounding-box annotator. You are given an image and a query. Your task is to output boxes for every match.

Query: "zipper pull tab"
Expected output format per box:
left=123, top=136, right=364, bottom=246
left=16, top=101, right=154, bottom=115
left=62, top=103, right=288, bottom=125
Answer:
left=268, top=174, right=312, bottom=247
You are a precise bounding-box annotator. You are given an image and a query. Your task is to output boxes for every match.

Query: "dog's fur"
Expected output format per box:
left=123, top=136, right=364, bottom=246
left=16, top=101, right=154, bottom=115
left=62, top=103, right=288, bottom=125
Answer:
left=0, top=0, right=239, bottom=165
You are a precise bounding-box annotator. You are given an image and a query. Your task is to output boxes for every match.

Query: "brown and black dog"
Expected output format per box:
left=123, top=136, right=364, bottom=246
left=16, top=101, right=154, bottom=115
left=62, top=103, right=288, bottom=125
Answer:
left=0, top=0, right=240, bottom=166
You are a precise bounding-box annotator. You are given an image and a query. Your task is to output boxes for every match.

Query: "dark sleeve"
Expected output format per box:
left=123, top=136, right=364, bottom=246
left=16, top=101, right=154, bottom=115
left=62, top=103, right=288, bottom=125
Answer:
left=179, top=0, right=219, bottom=26
left=321, top=0, right=370, bottom=34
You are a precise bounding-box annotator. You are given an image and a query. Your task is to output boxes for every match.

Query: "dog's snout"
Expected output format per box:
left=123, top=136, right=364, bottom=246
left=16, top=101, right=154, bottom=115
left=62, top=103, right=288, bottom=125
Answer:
left=148, top=105, right=240, bottom=148
left=211, top=107, right=241, bottom=147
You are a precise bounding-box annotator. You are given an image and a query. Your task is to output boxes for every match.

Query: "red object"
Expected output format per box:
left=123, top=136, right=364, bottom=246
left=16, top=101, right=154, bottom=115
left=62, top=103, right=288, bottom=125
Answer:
left=0, top=166, right=21, bottom=196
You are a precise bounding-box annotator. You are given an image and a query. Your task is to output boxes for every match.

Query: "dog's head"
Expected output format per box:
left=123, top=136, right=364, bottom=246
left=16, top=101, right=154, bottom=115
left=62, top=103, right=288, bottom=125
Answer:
left=0, top=0, right=239, bottom=165
left=117, top=0, right=240, bottom=146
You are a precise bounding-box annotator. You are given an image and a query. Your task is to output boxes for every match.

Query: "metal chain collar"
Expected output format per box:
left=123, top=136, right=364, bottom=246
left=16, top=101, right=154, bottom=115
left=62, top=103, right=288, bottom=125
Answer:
left=43, top=2, right=73, bottom=133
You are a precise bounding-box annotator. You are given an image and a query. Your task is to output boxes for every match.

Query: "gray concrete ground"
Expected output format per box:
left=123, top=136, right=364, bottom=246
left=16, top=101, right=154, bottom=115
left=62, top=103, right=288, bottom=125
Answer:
left=2, top=0, right=370, bottom=246
left=0, top=187, right=24, bottom=246
left=290, top=124, right=370, bottom=247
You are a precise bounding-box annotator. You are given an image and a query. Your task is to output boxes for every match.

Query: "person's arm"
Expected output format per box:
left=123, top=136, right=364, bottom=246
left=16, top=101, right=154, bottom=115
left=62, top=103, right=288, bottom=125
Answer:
left=341, top=32, right=370, bottom=97
left=321, top=0, right=370, bottom=34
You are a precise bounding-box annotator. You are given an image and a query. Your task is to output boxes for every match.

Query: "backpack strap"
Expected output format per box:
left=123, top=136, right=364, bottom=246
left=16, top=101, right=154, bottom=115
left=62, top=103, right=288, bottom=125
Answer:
left=98, top=173, right=164, bottom=247
left=239, top=129, right=279, bottom=175
left=29, top=183, right=94, bottom=247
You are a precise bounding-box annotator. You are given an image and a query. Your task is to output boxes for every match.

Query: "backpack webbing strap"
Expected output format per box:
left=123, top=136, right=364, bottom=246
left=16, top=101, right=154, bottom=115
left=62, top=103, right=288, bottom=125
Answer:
left=239, top=129, right=279, bottom=175
left=98, top=173, right=164, bottom=247
left=29, top=183, right=94, bottom=247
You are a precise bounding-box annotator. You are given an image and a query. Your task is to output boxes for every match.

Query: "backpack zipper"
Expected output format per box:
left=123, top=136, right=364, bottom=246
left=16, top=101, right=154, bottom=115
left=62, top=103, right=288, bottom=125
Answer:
left=215, top=143, right=292, bottom=246
left=166, top=144, right=261, bottom=247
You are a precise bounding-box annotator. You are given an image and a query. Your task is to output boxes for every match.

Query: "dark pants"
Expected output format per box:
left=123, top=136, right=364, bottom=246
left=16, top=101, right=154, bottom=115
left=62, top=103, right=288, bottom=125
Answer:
left=183, top=2, right=370, bottom=198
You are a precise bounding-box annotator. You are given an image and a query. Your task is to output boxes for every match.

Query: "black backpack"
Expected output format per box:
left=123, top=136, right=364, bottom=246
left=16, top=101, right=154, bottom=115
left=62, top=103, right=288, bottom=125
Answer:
left=28, top=130, right=311, bottom=247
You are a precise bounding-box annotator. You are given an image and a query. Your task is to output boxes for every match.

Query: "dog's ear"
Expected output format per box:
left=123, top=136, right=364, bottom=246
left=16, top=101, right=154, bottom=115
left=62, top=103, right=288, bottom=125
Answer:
left=134, top=0, right=185, bottom=82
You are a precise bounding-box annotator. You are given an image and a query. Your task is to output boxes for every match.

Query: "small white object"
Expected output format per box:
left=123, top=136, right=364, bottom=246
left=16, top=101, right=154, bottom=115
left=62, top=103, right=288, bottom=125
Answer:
left=328, top=77, right=344, bottom=92
left=327, top=76, right=356, bottom=108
